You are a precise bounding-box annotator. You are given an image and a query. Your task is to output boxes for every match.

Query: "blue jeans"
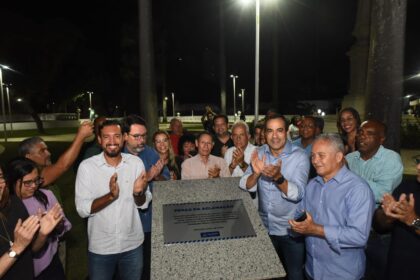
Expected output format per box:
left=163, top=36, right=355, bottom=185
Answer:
left=270, top=235, right=305, bottom=280
left=88, top=245, right=143, bottom=280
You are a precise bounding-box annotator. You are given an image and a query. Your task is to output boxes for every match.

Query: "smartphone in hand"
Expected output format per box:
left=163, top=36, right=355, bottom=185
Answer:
left=295, top=212, right=307, bottom=222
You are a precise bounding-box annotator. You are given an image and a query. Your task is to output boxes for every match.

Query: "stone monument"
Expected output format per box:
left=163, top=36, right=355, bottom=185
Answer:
left=151, top=177, right=285, bottom=279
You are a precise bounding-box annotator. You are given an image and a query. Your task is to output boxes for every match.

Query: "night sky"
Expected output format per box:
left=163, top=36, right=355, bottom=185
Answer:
left=0, top=0, right=419, bottom=116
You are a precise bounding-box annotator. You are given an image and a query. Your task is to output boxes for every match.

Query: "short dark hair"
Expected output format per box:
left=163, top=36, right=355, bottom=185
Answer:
left=264, top=114, right=289, bottom=131
left=212, top=114, right=228, bottom=126
left=98, top=119, right=122, bottom=135
left=122, top=115, right=147, bottom=134
left=196, top=131, right=215, bottom=143
left=18, top=137, right=44, bottom=156
left=178, top=133, right=196, bottom=154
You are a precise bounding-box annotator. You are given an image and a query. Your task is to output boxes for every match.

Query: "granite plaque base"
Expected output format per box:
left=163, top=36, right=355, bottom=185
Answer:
left=151, top=177, right=285, bottom=279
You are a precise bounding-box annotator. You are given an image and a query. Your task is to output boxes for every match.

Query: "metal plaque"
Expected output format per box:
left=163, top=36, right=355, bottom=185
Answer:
left=163, top=199, right=256, bottom=244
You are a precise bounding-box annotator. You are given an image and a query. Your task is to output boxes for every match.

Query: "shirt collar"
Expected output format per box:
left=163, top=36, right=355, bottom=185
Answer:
left=314, top=165, right=349, bottom=184
left=96, top=151, right=128, bottom=167
left=262, top=140, right=293, bottom=157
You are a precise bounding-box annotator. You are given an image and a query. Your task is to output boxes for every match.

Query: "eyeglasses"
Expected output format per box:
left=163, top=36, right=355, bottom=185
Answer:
left=129, top=133, right=147, bottom=140
left=22, top=177, right=44, bottom=188
left=154, top=138, right=169, bottom=144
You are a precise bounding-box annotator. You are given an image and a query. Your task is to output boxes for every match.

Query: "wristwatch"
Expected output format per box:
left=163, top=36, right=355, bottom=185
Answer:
left=411, top=218, right=420, bottom=230
left=239, top=161, right=247, bottom=169
left=274, top=176, right=285, bottom=185
left=8, top=249, right=18, bottom=258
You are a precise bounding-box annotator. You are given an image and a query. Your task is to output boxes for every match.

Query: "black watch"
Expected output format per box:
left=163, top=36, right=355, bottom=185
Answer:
left=412, top=218, right=420, bottom=230
left=274, top=176, right=285, bottom=185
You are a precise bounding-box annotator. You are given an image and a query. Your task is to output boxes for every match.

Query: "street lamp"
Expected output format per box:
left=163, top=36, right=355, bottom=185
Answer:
left=239, top=88, right=245, bottom=115
left=163, top=96, right=168, bottom=122
left=86, top=91, right=94, bottom=109
left=171, top=92, right=175, bottom=118
left=4, top=84, right=13, bottom=133
left=0, top=64, right=11, bottom=142
left=230, top=74, right=238, bottom=120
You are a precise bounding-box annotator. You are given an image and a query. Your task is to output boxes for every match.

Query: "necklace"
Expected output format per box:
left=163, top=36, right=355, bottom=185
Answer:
left=0, top=216, right=13, bottom=247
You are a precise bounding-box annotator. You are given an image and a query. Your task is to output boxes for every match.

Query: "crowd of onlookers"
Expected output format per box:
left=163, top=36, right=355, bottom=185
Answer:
left=0, top=106, right=418, bottom=280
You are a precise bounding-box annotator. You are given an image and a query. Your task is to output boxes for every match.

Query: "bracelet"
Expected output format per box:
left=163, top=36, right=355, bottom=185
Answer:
left=229, top=163, right=235, bottom=169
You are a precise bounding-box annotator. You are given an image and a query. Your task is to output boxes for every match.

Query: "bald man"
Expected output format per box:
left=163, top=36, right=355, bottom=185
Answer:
left=346, top=119, right=403, bottom=204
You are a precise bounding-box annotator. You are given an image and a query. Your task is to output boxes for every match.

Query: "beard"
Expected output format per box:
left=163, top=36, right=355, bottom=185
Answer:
left=104, top=144, right=121, bottom=157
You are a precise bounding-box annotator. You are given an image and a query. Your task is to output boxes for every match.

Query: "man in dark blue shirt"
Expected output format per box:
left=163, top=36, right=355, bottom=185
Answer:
left=122, top=115, right=169, bottom=279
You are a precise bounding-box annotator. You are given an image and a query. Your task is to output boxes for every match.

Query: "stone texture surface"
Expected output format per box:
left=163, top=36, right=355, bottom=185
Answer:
left=151, top=177, right=285, bottom=280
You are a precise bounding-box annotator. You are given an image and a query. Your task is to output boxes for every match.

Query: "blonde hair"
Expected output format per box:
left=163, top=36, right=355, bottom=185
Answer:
left=152, top=130, right=179, bottom=175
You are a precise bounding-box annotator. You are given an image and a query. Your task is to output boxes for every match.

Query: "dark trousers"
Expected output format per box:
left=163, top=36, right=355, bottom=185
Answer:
left=141, top=232, right=151, bottom=280
left=270, top=235, right=305, bottom=280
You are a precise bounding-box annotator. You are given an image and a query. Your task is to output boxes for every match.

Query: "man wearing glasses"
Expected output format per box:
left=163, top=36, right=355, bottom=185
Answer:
left=121, top=114, right=169, bottom=280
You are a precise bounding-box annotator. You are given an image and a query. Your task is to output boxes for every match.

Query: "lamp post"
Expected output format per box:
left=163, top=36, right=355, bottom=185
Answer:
left=87, top=91, right=93, bottom=109
left=230, top=74, right=238, bottom=120
left=254, top=0, right=260, bottom=124
left=163, top=96, right=168, bottom=122
left=5, top=84, right=12, bottom=133
left=0, top=65, right=10, bottom=142
left=240, top=88, right=245, bottom=114
left=171, top=92, right=175, bottom=118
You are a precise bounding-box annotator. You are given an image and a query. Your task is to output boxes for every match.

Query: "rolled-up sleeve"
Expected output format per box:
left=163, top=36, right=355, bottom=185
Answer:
left=137, top=186, right=152, bottom=209
left=239, top=165, right=257, bottom=192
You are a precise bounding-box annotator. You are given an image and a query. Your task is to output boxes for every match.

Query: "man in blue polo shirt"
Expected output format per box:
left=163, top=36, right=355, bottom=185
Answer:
left=122, top=115, right=169, bottom=279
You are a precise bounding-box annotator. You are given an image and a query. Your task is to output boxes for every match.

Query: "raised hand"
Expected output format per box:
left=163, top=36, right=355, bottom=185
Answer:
left=134, top=171, right=148, bottom=194
left=12, top=216, right=40, bottom=254
left=148, top=159, right=165, bottom=181
left=39, top=203, right=64, bottom=236
left=250, top=151, right=265, bottom=176
left=77, top=121, right=94, bottom=139
left=208, top=165, right=221, bottom=178
left=109, top=173, right=119, bottom=199
left=262, top=159, right=282, bottom=180
left=232, top=147, right=245, bottom=168
left=221, top=145, right=228, bottom=157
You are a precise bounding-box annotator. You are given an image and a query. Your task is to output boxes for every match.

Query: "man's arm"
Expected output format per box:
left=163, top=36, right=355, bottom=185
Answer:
left=42, top=121, right=93, bottom=186
left=290, top=184, right=375, bottom=254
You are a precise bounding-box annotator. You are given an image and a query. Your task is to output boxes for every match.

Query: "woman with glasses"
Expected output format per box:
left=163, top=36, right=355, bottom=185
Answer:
left=337, top=107, right=361, bottom=154
left=0, top=166, right=40, bottom=279
left=6, top=157, right=71, bottom=280
left=153, top=130, right=181, bottom=180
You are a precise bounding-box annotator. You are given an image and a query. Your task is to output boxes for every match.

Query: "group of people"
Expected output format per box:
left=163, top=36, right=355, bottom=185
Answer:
left=0, top=107, right=418, bottom=280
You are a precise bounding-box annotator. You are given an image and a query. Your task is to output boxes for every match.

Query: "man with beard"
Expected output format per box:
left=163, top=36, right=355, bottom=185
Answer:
left=75, top=119, right=151, bottom=280
left=122, top=114, right=169, bottom=279
left=239, top=114, right=309, bottom=280
left=211, top=114, right=234, bottom=157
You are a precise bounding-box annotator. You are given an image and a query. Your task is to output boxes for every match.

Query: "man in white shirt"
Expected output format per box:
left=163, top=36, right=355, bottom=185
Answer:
left=75, top=119, right=151, bottom=280
left=224, top=121, right=257, bottom=207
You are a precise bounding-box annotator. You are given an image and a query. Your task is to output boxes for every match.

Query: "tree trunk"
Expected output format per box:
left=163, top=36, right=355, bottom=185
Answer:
left=365, top=0, right=407, bottom=151
left=138, top=0, right=158, bottom=137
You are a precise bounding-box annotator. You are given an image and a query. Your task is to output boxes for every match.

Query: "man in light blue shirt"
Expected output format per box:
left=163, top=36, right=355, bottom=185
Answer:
left=345, top=120, right=403, bottom=204
left=345, top=119, right=403, bottom=279
left=240, top=114, right=309, bottom=280
left=290, top=133, right=375, bottom=280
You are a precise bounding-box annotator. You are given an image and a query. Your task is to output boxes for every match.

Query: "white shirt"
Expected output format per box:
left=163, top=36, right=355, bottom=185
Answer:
left=224, top=143, right=256, bottom=177
left=75, top=152, right=152, bottom=255
left=225, top=143, right=258, bottom=208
